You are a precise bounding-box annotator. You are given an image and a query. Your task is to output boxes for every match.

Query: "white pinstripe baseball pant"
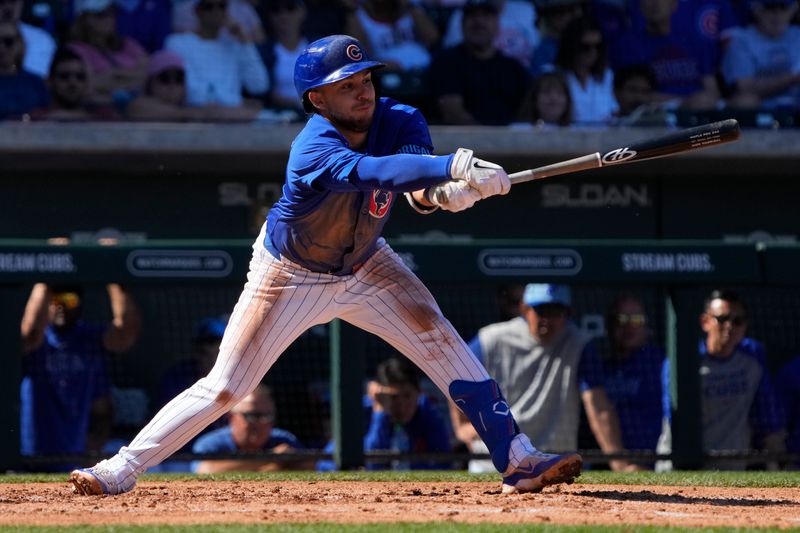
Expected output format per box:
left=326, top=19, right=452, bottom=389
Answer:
left=112, top=223, right=489, bottom=480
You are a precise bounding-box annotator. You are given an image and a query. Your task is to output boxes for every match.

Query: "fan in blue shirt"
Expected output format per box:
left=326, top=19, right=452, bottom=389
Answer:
left=192, top=385, right=307, bottom=473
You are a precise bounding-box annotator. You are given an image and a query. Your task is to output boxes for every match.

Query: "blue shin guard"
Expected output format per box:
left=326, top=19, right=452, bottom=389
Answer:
left=449, top=379, right=519, bottom=473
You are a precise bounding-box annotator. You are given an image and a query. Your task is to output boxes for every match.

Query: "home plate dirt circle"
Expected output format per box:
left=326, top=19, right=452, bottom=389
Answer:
left=0, top=481, right=798, bottom=528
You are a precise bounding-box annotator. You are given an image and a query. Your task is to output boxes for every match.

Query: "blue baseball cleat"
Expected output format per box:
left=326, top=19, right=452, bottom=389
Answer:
left=70, top=460, right=136, bottom=496
left=501, top=451, right=583, bottom=494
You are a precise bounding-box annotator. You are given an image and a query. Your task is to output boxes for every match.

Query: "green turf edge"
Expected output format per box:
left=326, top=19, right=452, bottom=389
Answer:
left=1, top=525, right=795, bottom=533
left=3, top=470, right=799, bottom=487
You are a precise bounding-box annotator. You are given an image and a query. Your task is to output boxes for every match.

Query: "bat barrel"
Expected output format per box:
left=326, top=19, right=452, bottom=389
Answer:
left=508, top=119, right=742, bottom=187
left=599, top=119, right=741, bottom=166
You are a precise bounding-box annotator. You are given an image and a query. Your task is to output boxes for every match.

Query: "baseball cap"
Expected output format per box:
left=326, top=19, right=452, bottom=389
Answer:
left=147, top=50, right=185, bottom=78
left=193, top=317, right=228, bottom=340
left=523, top=283, right=571, bottom=308
left=74, top=0, right=114, bottom=14
left=463, top=0, right=499, bottom=15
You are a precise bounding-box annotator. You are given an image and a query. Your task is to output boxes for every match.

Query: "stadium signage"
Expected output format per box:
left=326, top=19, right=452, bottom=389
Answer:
left=541, top=184, right=649, bottom=208
left=478, top=248, right=583, bottom=276
left=0, top=253, right=76, bottom=273
left=127, top=250, right=233, bottom=278
left=621, top=252, right=714, bottom=273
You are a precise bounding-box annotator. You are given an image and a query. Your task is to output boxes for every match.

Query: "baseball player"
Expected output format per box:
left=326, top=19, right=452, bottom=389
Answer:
left=70, top=34, right=582, bottom=496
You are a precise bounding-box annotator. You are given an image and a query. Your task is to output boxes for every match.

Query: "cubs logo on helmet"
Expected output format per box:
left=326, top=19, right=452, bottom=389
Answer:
left=369, top=190, right=393, bottom=218
left=346, top=44, right=363, bottom=61
left=293, top=35, right=386, bottom=102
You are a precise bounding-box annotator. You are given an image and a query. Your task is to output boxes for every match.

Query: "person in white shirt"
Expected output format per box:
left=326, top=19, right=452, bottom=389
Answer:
left=345, top=0, right=439, bottom=72
left=259, top=0, right=307, bottom=111
left=172, top=0, right=266, bottom=44
left=165, top=0, right=268, bottom=106
left=554, top=16, right=616, bottom=125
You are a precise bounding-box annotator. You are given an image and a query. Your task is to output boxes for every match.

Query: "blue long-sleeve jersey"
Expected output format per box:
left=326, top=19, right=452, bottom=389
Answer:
left=266, top=97, right=453, bottom=275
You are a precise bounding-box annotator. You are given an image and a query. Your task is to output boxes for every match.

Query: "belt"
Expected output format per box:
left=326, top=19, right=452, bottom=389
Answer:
left=266, top=239, right=363, bottom=276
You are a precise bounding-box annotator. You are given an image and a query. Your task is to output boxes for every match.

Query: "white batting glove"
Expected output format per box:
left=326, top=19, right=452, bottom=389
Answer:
left=426, top=180, right=482, bottom=212
left=450, top=148, right=511, bottom=199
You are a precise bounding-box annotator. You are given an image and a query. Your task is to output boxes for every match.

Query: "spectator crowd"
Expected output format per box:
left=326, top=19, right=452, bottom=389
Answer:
left=1, top=0, right=799, bottom=124
left=18, top=279, right=800, bottom=472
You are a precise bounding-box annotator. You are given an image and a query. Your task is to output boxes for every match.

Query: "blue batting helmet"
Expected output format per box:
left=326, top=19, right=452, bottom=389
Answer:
left=294, top=35, right=384, bottom=109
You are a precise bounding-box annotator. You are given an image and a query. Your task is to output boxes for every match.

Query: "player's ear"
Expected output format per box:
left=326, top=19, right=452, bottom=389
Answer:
left=307, top=90, right=325, bottom=113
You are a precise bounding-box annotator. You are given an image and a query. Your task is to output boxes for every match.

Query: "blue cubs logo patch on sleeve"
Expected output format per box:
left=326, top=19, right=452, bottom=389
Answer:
left=369, top=190, right=392, bottom=218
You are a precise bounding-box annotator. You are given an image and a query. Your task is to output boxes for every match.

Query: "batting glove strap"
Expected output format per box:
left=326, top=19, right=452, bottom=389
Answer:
left=449, top=147, right=474, bottom=181
left=404, top=191, right=439, bottom=214
left=450, top=147, right=511, bottom=199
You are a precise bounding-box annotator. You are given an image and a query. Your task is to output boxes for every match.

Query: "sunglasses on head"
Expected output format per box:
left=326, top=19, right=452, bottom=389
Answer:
left=615, top=313, right=646, bottom=327
left=236, top=411, right=275, bottom=423
left=155, top=69, right=185, bottom=84
left=710, top=313, right=746, bottom=327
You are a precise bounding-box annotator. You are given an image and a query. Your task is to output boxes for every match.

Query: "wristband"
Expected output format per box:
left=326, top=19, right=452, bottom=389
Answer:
left=404, top=191, right=439, bottom=214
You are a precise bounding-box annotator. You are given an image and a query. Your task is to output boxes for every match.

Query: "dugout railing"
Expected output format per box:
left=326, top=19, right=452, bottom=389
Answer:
left=1, top=238, right=798, bottom=472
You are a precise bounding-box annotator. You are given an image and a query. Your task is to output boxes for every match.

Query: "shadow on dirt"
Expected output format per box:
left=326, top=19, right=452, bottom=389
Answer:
left=573, top=489, right=796, bottom=507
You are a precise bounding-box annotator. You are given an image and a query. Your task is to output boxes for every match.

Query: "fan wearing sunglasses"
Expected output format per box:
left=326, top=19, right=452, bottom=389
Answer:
left=34, top=47, right=120, bottom=121
left=127, top=48, right=259, bottom=121
left=191, top=384, right=309, bottom=473
left=601, top=294, right=665, bottom=464
left=662, top=289, right=786, bottom=470
left=699, top=289, right=786, bottom=468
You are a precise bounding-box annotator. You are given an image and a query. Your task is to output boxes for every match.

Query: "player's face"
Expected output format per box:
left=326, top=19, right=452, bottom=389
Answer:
left=610, top=298, right=648, bottom=357
left=311, top=70, right=375, bottom=133
left=525, top=303, right=569, bottom=344
left=377, top=383, right=419, bottom=425
left=701, top=298, right=747, bottom=356
left=230, top=393, right=276, bottom=451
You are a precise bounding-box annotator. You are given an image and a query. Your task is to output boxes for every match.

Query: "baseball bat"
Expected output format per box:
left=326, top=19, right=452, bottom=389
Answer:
left=509, top=119, right=741, bottom=185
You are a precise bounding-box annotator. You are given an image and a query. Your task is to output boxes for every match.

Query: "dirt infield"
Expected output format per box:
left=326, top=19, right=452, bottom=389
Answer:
left=1, top=480, right=799, bottom=528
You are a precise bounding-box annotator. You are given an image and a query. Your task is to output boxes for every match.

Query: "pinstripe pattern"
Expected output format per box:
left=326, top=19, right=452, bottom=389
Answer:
left=109, top=228, right=487, bottom=482
left=339, top=239, right=489, bottom=394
